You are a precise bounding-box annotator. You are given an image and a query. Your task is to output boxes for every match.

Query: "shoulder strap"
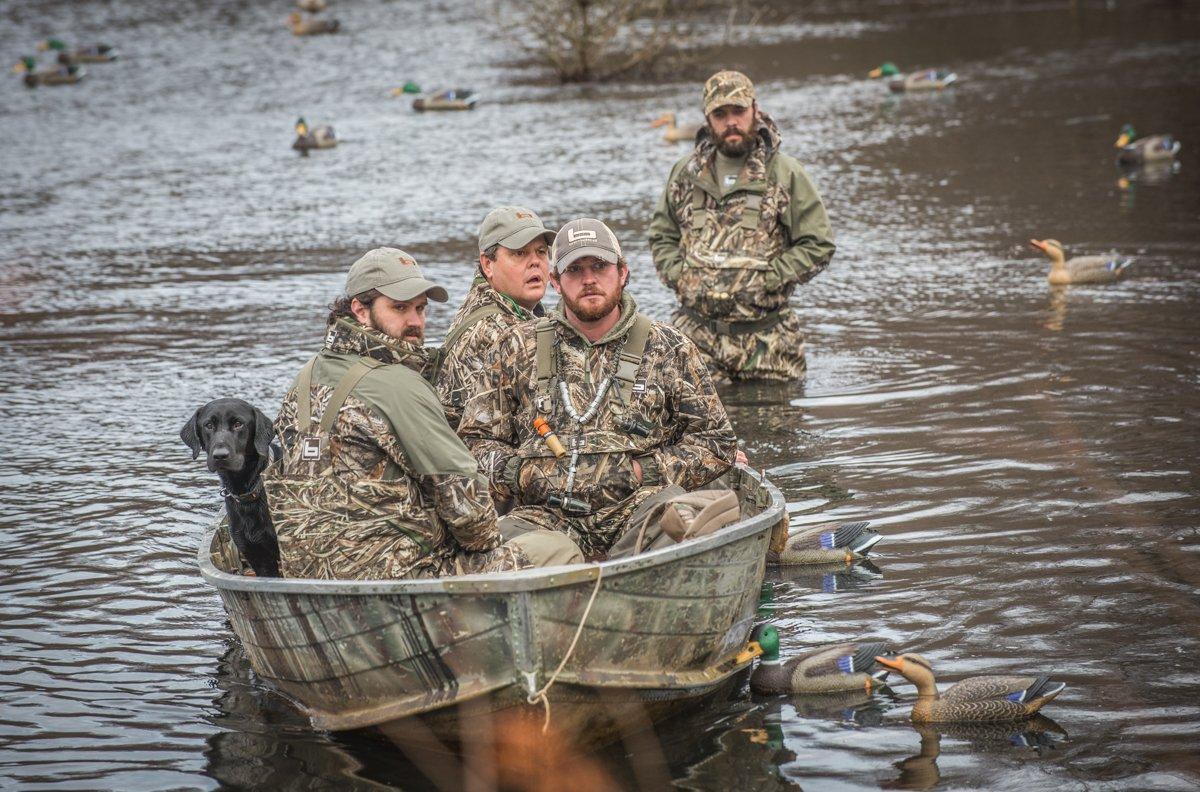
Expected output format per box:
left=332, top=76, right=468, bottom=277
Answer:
left=295, top=356, right=318, bottom=435
left=613, top=314, right=652, bottom=406
left=534, top=318, right=557, bottom=405
left=740, top=193, right=763, bottom=231
left=431, top=304, right=504, bottom=380
left=691, top=182, right=709, bottom=234
left=318, top=358, right=385, bottom=436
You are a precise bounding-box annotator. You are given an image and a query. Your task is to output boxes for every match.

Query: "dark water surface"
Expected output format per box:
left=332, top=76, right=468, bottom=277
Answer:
left=3, top=0, right=1199, bottom=789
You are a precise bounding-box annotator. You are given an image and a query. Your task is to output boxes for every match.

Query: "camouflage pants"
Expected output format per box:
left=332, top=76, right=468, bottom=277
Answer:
left=504, top=486, right=660, bottom=559
left=673, top=309, right=806, bottom=382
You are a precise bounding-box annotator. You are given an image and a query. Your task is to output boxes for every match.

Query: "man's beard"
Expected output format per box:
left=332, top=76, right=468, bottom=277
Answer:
left=563, top=286, right=622, bottom=323
left=368, top=304, right=423, bottom=344
left=713, top=122, right=756, bottom=157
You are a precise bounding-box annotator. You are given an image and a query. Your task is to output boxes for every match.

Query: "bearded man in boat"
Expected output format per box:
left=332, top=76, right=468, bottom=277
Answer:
left=648, top=69, right=836, bottom=381
left=457, top=219, right=739, bottom=558
left=434, top=206, right=555, bottom=428
left=262, top=248, right=582, bottom=580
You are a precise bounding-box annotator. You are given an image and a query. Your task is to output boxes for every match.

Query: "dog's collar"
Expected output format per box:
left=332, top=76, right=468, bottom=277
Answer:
left=222, top=476, right=265, bottom=505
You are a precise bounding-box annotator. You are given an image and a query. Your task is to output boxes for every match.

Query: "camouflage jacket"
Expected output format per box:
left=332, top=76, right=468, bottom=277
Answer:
left=457, top=293, right=737, bottom=554
left=648, top=111, right=836, bottom=320
left=265, top=318, right=501, bottom=580
left=435, top=272, right=543, bottom=428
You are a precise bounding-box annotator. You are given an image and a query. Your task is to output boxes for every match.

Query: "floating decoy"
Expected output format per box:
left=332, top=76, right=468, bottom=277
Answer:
left=869, top=62, right=957, bottom=93
left=412, top=88, right=479, bottom=111
left=38, top=38, right=118, bottom=63
left=874, top=653, right=1066, bottom=723
left=767, top=520, right=881, bottom=565
left=1030, top=239, right=1131, bottom=286
left=650, top=112, right=699, bottom=143
left=390, top=81, right=422, bottom=96
left=292, top=117, right=337, bottom=155
left=296, top=0, right=327, bottom=11
left=287, top=12, right=340, bottom=35
left=749, top=625, right=892, bottom=695
left=12, top=57, right=85, bottom=87
left=1115, top=124, right=1181, bottom=165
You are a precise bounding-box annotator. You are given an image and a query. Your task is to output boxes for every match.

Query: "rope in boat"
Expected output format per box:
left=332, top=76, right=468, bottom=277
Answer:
left=526, top=563, right=605, bottom=733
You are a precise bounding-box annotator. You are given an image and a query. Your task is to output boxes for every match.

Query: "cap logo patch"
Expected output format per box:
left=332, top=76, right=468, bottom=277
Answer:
left=567, top=228, right=598, bottom=243
left=515, top=212, right=533, bottom=219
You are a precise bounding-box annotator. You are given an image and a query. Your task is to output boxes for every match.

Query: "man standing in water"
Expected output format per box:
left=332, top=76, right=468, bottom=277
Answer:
left=458, top=219, right=738, bottom=557
left=435, top=206, right=556, bottom=428
left=649, top=70, right=836, bottom=381
left=264, top=248, right=581, bottom=579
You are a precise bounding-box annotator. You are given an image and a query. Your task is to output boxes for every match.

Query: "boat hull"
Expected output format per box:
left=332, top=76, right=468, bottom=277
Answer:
left=199, top=468, right=784, bottom=745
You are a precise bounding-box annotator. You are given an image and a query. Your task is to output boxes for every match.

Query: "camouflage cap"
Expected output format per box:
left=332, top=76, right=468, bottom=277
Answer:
left=346, top=247, right=448, bottom=303
left=551, top=218, right=622, bottom=274
left=702, top=70, right=756, bottom=116
left=478, top=206, right=555, bottom=253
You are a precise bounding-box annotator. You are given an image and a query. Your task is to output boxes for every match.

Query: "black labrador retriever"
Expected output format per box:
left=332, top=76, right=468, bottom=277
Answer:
left=181, top=398, right=281, bottom=577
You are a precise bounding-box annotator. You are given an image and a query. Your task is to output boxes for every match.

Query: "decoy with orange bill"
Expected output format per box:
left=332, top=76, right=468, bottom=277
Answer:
left=874, top=653, right=1066, bottom=723
left=650, top=112, right=700, bottom=143
left=1115, top=124, right=1180, bottom=165
left=1030, top=239, right=1131, bottom=285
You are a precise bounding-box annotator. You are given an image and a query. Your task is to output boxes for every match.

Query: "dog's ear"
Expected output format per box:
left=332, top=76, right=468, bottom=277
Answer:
left=252, top=407, right=275, bottom=460
left=181, top=408, right=205, bottom=460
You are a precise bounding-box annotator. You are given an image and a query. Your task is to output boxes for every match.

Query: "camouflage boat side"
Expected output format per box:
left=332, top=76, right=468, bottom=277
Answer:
left=198, top=467, right=783, bottom=745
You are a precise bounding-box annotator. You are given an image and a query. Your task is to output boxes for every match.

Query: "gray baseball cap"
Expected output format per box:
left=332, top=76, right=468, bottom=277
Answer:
left=478, top=206, right=555, bottom=253
left=551, top=218, right=623, bottom=274
left=345, top=247, right=448, bottom=302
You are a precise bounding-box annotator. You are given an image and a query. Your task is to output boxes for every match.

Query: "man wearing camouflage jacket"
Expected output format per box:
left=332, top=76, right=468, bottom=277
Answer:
left=264, top=248, right=581, bottom=580
left=435, top=206, right=555, bottom=428
left=458, top=219, right=738, bottom=557
left=648, top=69, right=836, bottom=381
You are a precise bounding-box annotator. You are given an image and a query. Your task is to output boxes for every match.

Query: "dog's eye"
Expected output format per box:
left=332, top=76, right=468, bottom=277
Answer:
left=231, top=420, right=243, bottom=430
left=205, top=420, right=217, bottom=429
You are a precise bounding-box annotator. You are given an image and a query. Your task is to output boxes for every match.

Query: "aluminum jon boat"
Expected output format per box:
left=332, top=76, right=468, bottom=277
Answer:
left=198, top=467, right=785, bottom=748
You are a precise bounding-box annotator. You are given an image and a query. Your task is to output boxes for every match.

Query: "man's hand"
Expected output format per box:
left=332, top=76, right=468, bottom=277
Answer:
left=735, top=449, right=748, bottom=466
left=632, top=457, right=643, bottom=484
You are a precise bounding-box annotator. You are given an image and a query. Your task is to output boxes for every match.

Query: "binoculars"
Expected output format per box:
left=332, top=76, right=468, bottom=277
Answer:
left=547, top=493, right=592, bottom=517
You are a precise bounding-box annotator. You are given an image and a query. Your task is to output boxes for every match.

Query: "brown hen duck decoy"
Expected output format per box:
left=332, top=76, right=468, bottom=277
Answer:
left=875, top=653, right=1065, bottom=723
left=768, top=520, right=882, bottom=565
left=1030, top=239, right=1131, bottom=285
left=749, top=626, right=892, bottom=694
left=650, top=112, right=699, bottom=143
left=287, top=12, right=340, bottom=35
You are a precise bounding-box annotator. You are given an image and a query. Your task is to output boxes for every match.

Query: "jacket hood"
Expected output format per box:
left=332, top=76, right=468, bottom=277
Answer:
left=551, top=291, right=640, bottom=347
left=687, top=110, right=782, bottom=181
left=325, top=317, right=430, bottom=375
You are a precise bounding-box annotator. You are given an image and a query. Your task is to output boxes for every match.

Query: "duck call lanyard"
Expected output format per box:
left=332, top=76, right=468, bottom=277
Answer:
left=534, top=315, right=652, bottom=497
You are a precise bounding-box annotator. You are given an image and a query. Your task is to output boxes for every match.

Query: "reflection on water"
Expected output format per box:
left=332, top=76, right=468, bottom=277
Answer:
left=3, top=0, right=1200, bottom=789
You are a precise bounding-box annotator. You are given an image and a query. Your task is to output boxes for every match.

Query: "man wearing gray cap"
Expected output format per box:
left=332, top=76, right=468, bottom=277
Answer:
left=458, top=220, right=738, bottom=557
left=263, top=247, right=582, bottom=580
left=434, top=206, right=555, bottom=428
left=649, top=69, right=835, bottom=381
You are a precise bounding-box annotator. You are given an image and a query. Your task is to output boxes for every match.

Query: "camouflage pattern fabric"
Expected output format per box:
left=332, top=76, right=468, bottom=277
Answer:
left=435, top=272, right=541, bottom=428
left=457, top=293, right=737, bottom=557
left=702, top=69, right=756, bottom=115
left=264, top=318, right=529, bottom=580
left=648, top=111, right=836, bottom=381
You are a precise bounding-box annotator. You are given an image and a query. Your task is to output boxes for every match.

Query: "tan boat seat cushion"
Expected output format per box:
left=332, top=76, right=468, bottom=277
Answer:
left=608, top=486, right=741, bottom=559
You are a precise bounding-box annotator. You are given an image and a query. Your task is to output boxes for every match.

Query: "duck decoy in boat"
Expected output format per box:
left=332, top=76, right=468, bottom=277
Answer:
left=287, top=12, right=340, bottom=35
left=874, top=653, right=1066, bottom=723
left=12, top=56, right=85, bottom=87
left=1115, top=124, right=1180, bottom=165
left=1030, top=238, right=1131, bottom=285
left=650, top=112, right=699, bottom=143
left=292, top=117, right=337, bottom=155
left=768, top=520, right=882, bottom=565
left=869, top=62, right=957, bottom=93
left=749, top=625, right=892, bottom=694
left=38, top=38, right=118, bottom=63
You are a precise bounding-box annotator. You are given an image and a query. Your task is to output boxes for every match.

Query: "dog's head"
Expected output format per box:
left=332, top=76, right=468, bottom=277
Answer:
left=181, top=399, right=274, bottom=475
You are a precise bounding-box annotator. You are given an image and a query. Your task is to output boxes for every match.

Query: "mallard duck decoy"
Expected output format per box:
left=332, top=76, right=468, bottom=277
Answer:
left=1030, top=238, right=1131, bottom=285
left=1115, top=124, right=1181, bottom=165
left=650, top=112, right=699, bottom=143
left=296, top=0, right=327, bottom=11
left=12, top=57, right=85, bottom=87
left=412, top=88, right=479, bottom=111
left=287, top=12, right=340, bottom=35
left=874, top=653, right=1065, bottom=723
left=37, top=38, right=118, bottom=63
left=749, top=626, right=892, bottom=694
left=767, top=520, right=881, bottom=565
left=390, top=80, right=422, bottom=96
left=292, top=117, right=337, bottom=155
left=869, top=62, right=957, bottom=93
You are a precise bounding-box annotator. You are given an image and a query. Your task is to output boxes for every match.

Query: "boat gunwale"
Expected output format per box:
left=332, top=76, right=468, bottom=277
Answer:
left=197, top=466, right=784, bottom=596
